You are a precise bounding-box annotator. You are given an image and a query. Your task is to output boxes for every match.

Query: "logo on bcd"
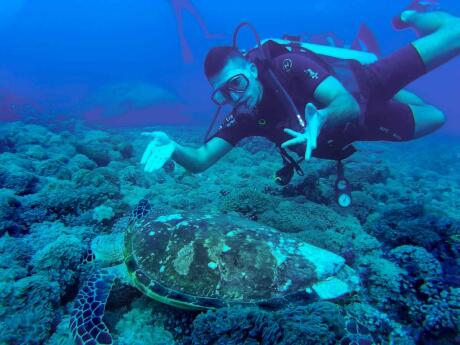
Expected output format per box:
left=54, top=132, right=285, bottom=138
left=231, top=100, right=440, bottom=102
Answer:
left=282, top=58, right=293, bottom=72
left=305, top=68, right=319, bottom=79
left=219, top=114, right=236, bottom=130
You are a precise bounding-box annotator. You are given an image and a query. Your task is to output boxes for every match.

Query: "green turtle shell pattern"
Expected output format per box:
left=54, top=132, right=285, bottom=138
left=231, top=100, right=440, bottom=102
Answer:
left=123, top=212, right=353, bottom=310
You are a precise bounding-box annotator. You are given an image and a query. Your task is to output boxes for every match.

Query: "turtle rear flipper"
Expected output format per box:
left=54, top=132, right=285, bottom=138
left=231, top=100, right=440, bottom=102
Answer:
left=70, top=269, right=116, bottom=345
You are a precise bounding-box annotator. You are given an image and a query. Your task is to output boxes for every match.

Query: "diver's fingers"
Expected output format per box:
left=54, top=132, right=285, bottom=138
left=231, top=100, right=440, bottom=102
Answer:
left=305, top=103, right=319, bottom=122
left=283, top=128, right=302, bottom=138
left=141, top=141, right=156, bottom=165
left=307, top=126, right=318, bottom=150
left=305, top=103, right=317, bottom=116
left=305, top=140, right=313, bottom=160
left=281, top=136, right=307, bottom=148
left=311, top=130, right=318, bottom=149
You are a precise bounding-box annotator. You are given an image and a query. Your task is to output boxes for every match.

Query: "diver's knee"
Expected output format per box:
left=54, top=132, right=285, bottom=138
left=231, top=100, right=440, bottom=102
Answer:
left=424, top=106, right=446, bottom=130
left=412, top=106, right=445, bottom=138
left=433, top=108, right=446, bottom=128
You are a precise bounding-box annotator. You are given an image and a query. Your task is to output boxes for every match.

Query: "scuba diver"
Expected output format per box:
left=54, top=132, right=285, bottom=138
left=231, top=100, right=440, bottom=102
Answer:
left=141, top=7, right=460, bottom=206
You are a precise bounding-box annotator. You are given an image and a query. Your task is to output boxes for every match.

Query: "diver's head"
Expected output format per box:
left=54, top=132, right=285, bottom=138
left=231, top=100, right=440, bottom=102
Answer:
left=204, top=46, right=262, bottom=111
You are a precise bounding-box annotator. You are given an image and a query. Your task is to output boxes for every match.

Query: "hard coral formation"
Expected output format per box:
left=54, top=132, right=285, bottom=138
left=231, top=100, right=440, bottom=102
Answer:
left=389, top=245, right=460, bottom=336
left=0, top=122, right=459, bottom=344
left=0, top=152, right=39, bottom=195
left=390, top=245, right=443, bottom=294
left=357, top=255, right=407, bottom=313
left=67, top=153, right=97, bottom=172
left=192, top=302, right=345, bottom=345
left=47, top=315, right=75, bottom=345
left=0, top=188, right=25, bottom=236
left=36, top=158, right=73, bottom=180
left=115, top=305, right=175, bottom=345
left=268, top=201, right=381, bottom=260
left=218, top=187, right=276, bottom=218
left=75, top=130, right=133, bottom=167
left=93, top=204, right=115, bottom=222
left=344, top=303, right=413, bottom=345
left=0, top=274, right=61, bottom=344
left=0, top=220, right=91, bottom=344
left=31, top=235, right=84, bottom=290
left=365, top=204, right=451, bottom=250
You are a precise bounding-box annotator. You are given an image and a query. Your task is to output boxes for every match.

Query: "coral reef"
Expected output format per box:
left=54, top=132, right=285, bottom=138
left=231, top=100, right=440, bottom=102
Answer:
left=93, top=204, right=115, bottom=222
left=115, top=304, right=175, bottom=345
left=365, top=203, right=450, bottom=250
left=218, top=186, right=276, bottom=219
left=192, top=302, right=345, bottom=345
left=1, top=122, right=459, bottom=344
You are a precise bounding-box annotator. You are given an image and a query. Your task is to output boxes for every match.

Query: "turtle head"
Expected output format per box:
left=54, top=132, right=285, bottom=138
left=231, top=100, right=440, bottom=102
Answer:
left=90, top=233, right=125, bottom=267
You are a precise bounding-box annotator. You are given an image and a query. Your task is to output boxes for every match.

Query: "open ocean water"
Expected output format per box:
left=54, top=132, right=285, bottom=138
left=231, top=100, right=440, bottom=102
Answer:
left=1, top=1, right=460, bottom=344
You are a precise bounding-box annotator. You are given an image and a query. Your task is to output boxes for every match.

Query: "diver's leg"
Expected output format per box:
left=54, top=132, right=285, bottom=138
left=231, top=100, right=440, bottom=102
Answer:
left=392, top=89, right=426, bottom=105
left=368, top=12, right=460, bottom=101
left=363, top=98, right=444, bottom=142
left=402, top=11, right=460, bottom=71
left=392, top=89, right=445, bottom=138
left=410, top=103, right=445, bottom=138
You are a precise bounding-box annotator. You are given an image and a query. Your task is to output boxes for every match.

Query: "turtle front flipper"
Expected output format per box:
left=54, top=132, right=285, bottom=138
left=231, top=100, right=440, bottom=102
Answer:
left=70, top=269, right=116, bottom=345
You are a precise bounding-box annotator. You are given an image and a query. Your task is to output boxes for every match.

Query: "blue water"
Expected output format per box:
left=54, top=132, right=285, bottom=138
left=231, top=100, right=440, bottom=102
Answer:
left=1, top=1, right=460, bottom=344
left=1, top=0, right=460, bottom=129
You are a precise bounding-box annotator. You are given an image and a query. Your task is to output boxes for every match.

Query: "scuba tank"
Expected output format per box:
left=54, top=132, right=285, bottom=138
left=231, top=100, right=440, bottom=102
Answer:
left=260, top=38, right=378, bottom=65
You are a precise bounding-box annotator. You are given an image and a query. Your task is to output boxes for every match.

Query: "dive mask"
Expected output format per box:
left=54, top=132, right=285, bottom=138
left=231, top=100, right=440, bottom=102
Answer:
left=211, top=74, right=249, bottom=106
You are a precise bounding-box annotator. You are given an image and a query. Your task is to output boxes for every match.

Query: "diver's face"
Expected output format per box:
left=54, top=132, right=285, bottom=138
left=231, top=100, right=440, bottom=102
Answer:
left=210, top=58, right=263, bottom=111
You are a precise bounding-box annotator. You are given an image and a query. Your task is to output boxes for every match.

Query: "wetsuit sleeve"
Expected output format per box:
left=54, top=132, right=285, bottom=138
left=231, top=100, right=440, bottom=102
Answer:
left=274, top=52, right=331, bottom=101
left=207, top=113, right=254, bottom=146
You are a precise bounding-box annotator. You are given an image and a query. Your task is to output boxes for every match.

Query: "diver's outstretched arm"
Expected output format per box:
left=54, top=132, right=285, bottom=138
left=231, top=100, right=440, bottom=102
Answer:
left=141, top=131, right=233, bottom=173
left=172, top=137, right=233, bottom=173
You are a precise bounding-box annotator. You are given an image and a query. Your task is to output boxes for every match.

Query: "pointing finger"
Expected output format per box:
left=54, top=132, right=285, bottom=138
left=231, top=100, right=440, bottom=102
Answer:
left=305, top=141, right=313, bottom=160
left=283, top=128, right=302, bottom=137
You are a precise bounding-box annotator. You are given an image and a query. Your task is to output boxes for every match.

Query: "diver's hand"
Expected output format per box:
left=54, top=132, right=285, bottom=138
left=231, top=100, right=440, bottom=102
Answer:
left=281, top=103, right=327, bottom=160
left=141, top=131, right=175, bottom=172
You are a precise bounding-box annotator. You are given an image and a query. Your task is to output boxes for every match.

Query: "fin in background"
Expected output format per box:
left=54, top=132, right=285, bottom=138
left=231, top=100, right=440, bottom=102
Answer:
left=351, top=23, right=381, bottom=57
left=169, top=0, right=225, bottom=64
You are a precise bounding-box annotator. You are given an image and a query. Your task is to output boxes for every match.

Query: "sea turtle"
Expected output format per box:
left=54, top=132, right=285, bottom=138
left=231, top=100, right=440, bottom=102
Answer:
left=70, top=201, right=360, bottom=345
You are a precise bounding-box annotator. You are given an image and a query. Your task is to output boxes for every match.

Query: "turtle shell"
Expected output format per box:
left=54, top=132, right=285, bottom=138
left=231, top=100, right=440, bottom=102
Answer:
left=124, top=212, right=357, bottom=310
